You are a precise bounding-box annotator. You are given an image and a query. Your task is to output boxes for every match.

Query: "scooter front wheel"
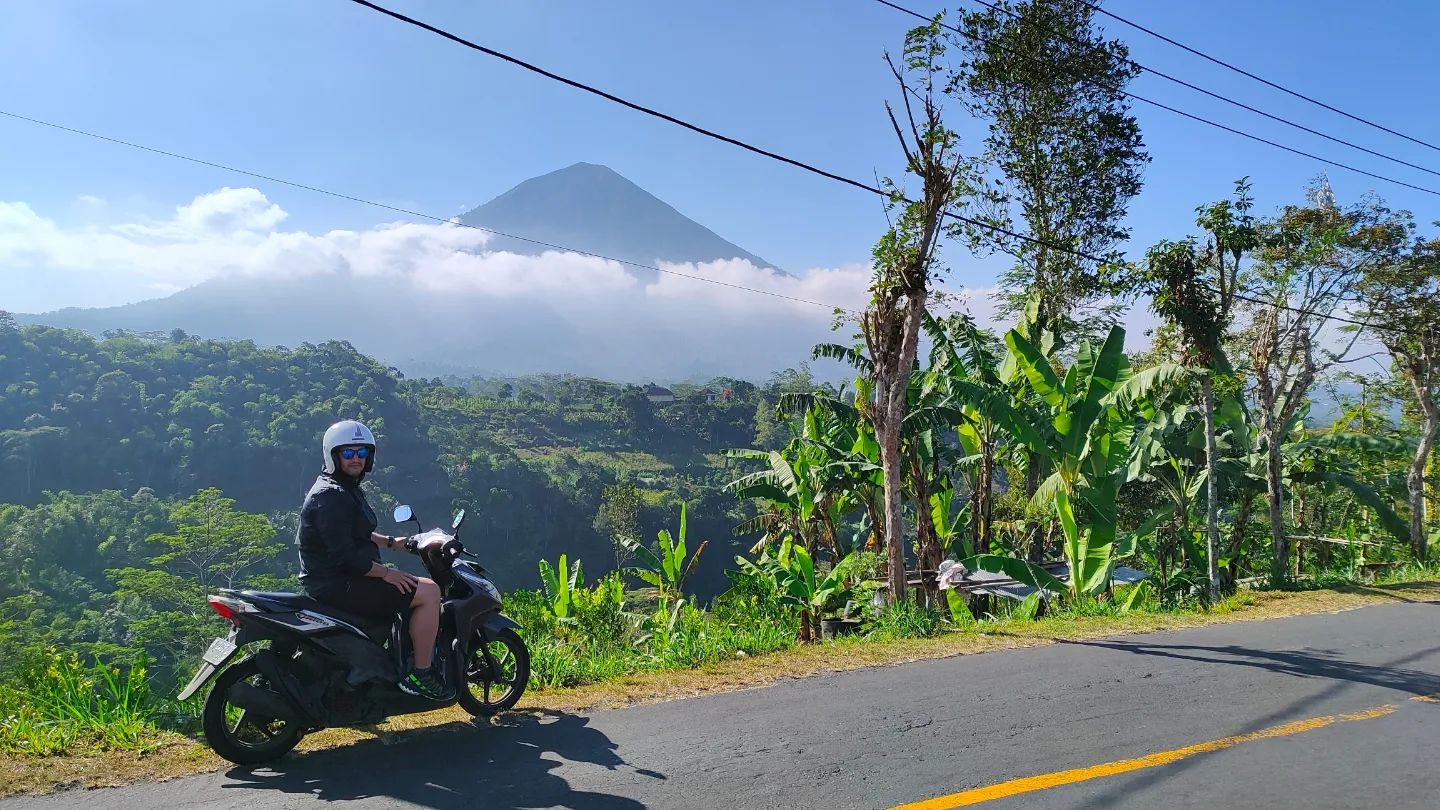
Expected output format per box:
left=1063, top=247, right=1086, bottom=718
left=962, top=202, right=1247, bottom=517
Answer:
left=459, top=628, right=530, bottom=717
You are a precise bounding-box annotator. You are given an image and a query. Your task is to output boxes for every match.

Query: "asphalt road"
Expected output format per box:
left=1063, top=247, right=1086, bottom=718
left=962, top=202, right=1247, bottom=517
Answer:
left=9, top=597, right=1440, bottom=809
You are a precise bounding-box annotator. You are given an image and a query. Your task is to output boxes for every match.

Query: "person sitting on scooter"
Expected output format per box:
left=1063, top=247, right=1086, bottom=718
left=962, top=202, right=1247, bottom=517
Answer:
left=295, top=419, right=452, bottom=701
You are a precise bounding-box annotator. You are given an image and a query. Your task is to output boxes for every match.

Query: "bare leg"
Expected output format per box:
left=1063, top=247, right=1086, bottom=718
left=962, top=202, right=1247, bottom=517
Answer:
left=409, top=578, right=441, bottom=669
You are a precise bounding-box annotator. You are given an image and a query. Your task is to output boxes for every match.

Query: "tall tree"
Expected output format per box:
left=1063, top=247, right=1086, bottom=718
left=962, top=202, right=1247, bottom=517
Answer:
left=138, top=487, right=281, bottom=594
left=1356, top=228, right=1440, bottom=561
left=1142, top=180, right=1258, bottom=602
left=865, top=18, right=976, bottom=601
left=108, top=488, right=282, bottom=674
left=1246, top=181, right=1405, bottom=585
left=594, top=484, right=644, bottom=570
left=951, top=0, right=1147, bottom=342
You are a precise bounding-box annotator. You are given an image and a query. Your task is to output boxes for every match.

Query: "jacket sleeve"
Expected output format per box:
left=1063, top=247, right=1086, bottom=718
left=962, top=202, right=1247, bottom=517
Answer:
left=309, top=490, right=374, bottom=576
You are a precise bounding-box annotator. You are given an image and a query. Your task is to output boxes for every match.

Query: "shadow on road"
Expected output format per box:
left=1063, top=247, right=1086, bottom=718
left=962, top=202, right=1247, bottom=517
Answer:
left=1332, top=581, right=1440, bottom=604
left=221, top=709, right=661, bottom=809
left=1067, top=639, right=1440, bottom=698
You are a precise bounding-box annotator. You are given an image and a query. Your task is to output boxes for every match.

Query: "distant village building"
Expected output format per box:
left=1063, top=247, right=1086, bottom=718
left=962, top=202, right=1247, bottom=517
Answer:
left=645, top=383, right=675, bottom=403
left=692, top=387, right=733, bottom=404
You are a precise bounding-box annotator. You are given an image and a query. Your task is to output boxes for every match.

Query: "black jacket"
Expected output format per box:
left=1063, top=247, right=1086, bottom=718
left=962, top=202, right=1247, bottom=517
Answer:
left=296, top=472, right=379, bottom=593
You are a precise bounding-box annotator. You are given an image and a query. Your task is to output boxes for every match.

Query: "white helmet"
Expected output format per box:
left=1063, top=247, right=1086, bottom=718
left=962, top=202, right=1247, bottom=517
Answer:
left=322, top=420, right=376, bottom=475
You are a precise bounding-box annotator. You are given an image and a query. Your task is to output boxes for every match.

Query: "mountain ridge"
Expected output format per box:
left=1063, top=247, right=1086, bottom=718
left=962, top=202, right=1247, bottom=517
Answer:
left=15, top=163, right=803, bottom=380
left=457, top=162, right=774, bottom=270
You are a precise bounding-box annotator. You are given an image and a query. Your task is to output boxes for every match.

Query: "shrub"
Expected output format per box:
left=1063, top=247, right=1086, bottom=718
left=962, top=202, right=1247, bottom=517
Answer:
left=866, top=599, right=945, bottom=640
left=0, top=649, right=161, bottom=755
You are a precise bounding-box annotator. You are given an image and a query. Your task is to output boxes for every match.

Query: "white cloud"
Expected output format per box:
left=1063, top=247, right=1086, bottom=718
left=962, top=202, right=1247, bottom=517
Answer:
left=0, top=189, right=881, bottom=377
left=1, top=187, right=870, bottom=309
left=175, top=186, right=288, bottom=234
left=0, top=187, right=1164, bottom=379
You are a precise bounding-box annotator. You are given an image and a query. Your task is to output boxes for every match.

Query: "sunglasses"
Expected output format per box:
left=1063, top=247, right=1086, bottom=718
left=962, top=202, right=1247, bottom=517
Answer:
left=339, top=447, right=371, bottom=460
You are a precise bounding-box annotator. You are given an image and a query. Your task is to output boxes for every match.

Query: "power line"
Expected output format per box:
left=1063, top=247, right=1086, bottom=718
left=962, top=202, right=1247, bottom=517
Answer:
left=874, top=0, right=1440, bottom=197
left=0, top=109, right=1388, bottom=336
left=1076, top=0, right=1440, bottom=157
left=2, top=12, right=1403, bottom=338
left=942, top=0, right=1440, bottom=179
left=340, top=0, right=1098, bottom=297
left=344, top=0, right=1411, bottom=336
left=0, top=109, right=857, bottom=314
left=345, top=0, right=881, bottom=201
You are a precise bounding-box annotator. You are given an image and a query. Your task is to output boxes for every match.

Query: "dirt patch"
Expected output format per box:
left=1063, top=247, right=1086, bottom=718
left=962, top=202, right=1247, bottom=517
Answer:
left=5, top=581, right=1435, bottom=798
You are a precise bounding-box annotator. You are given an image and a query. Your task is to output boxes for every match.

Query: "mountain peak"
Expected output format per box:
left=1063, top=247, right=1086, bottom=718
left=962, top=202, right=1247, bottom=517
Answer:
left=458, top=163, right=774, bottom=270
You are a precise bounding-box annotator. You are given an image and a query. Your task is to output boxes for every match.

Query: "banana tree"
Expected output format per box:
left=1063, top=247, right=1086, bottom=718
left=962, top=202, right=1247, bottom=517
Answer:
left=808, top=343, right=955, bottom=564
left=998, top=324, right=1184, bottom=599
left=921, top=313, right=1046, bottom=557
left=813, top=332, right=1013, bottom=582
left=1142, top=389, right=1411, bottom=587
left=619, top=503, right=708, bottom=608
left=726, top=399, right=877, bottom=557
left=735, top=535, right=875, bottom=642
left=538, top=554, right=584, bottom=620
left=788, top=343, right=963, bottom=577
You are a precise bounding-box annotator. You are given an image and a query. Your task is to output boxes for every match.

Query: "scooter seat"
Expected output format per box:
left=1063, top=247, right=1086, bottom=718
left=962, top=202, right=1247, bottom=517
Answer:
left=236, top=590, right=397, bottom=638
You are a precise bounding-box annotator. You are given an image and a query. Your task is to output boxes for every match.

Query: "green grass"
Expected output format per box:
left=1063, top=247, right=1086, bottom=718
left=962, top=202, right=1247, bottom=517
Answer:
left=0, top=651, right=172, bottom=756
left=514, top=585, right=799, bottom=691
left=865, top=599, right=946, bottom=640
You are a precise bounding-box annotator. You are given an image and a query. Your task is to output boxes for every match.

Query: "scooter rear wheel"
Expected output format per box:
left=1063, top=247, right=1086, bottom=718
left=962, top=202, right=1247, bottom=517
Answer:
left=201, top=657, right=304, bottom=764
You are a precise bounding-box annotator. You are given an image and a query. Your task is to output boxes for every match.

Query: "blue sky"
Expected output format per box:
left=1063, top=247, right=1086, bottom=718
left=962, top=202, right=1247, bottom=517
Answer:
left=2, top=0, right=1438, bottom=315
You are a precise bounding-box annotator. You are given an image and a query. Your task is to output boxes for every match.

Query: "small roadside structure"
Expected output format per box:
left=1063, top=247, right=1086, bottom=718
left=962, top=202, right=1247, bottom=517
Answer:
left=935, top=559, right=1147, bottom=602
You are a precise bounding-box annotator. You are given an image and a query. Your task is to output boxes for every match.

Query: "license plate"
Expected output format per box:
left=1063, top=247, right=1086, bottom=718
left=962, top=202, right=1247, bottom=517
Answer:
left=202, top=636, right=237, bottom=666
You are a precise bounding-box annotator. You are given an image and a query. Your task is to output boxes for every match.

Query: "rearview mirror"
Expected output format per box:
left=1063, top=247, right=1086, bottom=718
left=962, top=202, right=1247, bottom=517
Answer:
left=451, top=509, right=467, bottom=530
left=393, top=504, right=414, bottom=524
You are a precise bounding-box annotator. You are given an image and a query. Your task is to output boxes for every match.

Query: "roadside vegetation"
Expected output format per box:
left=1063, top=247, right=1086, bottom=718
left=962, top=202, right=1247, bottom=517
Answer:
left=4, top=0, right=1439, bottom=794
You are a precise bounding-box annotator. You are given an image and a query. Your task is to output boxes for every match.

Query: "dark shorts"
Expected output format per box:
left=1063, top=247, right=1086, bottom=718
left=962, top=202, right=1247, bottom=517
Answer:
left=308, top=576, right=413, bottom=623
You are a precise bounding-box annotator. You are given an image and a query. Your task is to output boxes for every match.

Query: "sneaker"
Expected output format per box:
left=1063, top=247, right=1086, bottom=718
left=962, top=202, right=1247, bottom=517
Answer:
left=398, top=666, right=453, bottom=701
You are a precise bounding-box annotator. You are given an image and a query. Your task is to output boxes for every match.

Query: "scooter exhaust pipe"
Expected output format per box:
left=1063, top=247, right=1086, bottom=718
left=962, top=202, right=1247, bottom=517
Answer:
left=227, top=682, right=304, bottom=724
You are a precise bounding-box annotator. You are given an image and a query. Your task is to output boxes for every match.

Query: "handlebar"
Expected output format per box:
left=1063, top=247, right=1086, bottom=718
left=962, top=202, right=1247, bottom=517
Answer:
left=401, top=533, right=478, bottom=567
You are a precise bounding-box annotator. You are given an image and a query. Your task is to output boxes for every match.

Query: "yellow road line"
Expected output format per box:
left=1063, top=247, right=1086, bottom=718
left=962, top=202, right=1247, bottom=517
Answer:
left=890, top=704, right=1397, bottom=809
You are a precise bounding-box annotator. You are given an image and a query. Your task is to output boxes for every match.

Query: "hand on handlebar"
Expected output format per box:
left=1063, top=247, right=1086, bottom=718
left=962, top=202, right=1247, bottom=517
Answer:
left=407, top=533, right=452, bottom=554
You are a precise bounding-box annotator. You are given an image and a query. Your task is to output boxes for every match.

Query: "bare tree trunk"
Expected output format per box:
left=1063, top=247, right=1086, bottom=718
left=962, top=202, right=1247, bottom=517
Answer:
left=880, top=422, right=908, bottom=602
left=1407, top=405, right=1439, bottom=562
left=978, top=437, right=995, bottom=555
left=877, top=296, right=927, bottom=603
left=910, top=452, right=941, bottom=576
left=1024, top=456, right=1043, bottom=561
left=1201, top=375, right=1222, bottom=603
left=1267, top=439, right=1288, bottom=587
left=1227, top=493, right=1255, bottom=587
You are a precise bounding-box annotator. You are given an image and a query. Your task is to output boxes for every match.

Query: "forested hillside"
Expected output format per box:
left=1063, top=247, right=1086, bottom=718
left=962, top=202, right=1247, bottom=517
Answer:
left=0, top=314, right=823, bottom=681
